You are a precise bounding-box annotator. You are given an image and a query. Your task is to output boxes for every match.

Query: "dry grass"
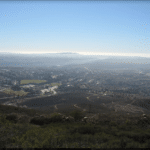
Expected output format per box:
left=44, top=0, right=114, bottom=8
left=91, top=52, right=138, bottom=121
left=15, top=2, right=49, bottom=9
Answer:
left=20, top=80, right=46, bottom=85
left=3, top=89, right=29, bottom=97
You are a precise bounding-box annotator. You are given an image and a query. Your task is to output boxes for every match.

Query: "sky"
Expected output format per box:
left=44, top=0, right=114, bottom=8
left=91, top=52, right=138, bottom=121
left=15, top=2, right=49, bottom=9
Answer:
left=0, top=1, right=150, bottom=57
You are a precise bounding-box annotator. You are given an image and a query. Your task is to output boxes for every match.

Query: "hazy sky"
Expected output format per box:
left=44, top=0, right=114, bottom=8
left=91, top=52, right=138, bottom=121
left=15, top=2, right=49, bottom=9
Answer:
left=0, top=1, right=150, bottom=56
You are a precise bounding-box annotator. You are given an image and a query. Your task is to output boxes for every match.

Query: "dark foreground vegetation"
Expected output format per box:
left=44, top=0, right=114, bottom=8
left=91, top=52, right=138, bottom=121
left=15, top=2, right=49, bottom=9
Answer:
left=1, top=104, right=150, bottom=148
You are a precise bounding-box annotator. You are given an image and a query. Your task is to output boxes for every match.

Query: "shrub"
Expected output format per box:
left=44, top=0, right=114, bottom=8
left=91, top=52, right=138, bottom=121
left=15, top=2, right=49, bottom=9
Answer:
left=77, top=125, right=96, bottom=135
left=18, top=115, right=30, bottom=124
left=133, top=133, right=150, bottom=143
left=30, top=117, right=51, bottom=125
left=126, top=141, right=140, bottom=148
left=50, top=113, right=63, bottom=123
left=5, top=114, right=18, bottom=123
left=125, top=119, right=132, bottom=125
left=30, top=113, right=65, bottom=125
left=69, top=127, right=78, bottom=135
left=146, top=139, right=150, bottom=148
left=109, top=121, right=117, bottom=127
left=69, top=124, right=100, bottom=136
left=107, top=139, right=121, bottom=148
left=118, top=124, right=132, bottom=131
left=120, top=137, right=128, bottom=148
left=123, top=132, right=149, bottom=143
left=69, top=110, right=83, bottom=121
left=137, top=118, right=150, bottom=127
left=0, top=140, right=6, bottom=148
left=0, top=115, right=7, bottom=124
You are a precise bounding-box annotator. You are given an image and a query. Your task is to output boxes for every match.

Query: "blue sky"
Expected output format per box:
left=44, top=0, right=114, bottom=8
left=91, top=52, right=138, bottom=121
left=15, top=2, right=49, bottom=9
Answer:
left=0, top=1, right=150, bottom=57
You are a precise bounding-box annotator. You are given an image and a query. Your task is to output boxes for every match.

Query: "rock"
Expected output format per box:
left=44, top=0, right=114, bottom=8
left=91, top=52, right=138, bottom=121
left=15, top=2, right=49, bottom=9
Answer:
left=84, top=117, right=88, bottom=119
left=82, top=117, right=88, bottom=122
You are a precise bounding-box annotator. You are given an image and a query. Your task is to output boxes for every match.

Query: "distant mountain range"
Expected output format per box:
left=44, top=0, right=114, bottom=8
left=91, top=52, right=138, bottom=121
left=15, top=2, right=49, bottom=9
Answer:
left=0, top=52, right=150, bottom=68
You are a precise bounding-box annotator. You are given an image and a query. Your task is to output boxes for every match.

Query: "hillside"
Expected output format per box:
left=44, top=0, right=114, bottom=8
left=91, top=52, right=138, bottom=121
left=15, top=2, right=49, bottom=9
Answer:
left=1, top=102, right=150, bottom=148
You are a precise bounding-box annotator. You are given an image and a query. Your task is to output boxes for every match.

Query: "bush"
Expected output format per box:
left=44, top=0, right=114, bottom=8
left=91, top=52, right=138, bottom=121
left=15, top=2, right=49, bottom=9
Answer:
left=118, top=124, right=132, bottom=131
left=77, top=125, right=96, bottom=135
left=137, top=118, right=150, bottom=127
left=30, top=117, right=51, bottom=125
left=120, top=137, right=128, bottom=148
left=125, top=119, right=132, bottom=125
left=30, top=113, right=65, bottom=125
left=50, top=113, right=63, bottom=123
left=146, top=139, right=150, bottom=148
left=6, top=114, right=18, bottom=123
left=122, top=132, right=149, bottom=143
left=107, top=139, right=121, bottom=148
left=69, top=124, right=97, bottom=135
left=0, top=140, right=6, bottom=148
left=133, top=133, right=150, bottom=143
left=69, top=110, right=83, bottom=121
left=0, top=115, right=7, bottom=124
left=18, top=115, right=30, bottom=124
left=109, top=121, right=117, bottom=127
left=126, top=141, right=140, bottom=148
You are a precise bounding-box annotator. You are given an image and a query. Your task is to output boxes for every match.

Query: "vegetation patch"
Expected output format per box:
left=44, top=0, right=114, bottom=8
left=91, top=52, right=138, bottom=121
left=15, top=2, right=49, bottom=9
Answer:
left=20, top=80, right=47, bottom=85
left=3, top=89, right=28, bottom=97
left=50, top=83, right=61, bottom=87
left=69, top=124, right=98, bottom=135
left=30, top=117, right=51, bottom=125
left=69, top=110, right=84, bottom=121
left=49, top=112, right=64, bottom=123
left=1, top=104, right=150, bottom=148
left=5, top=114, right=18, bottom=123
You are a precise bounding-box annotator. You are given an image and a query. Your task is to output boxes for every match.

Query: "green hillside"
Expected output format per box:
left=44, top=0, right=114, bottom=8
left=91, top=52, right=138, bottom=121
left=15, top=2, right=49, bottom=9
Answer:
left=0, top=104, right=150, bottom=148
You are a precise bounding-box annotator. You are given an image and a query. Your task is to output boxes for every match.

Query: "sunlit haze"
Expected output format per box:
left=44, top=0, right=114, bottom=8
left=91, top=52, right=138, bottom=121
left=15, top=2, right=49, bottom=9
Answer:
left=2, top=51, right=150, bottom=58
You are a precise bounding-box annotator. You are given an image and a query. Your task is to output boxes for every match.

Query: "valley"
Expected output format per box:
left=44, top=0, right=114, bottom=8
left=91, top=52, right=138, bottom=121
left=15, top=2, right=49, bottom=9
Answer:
left=1, top=58, right=150, bottom=116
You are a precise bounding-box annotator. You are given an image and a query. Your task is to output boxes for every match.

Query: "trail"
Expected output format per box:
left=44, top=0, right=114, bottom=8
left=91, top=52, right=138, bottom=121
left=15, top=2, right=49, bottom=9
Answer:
left=74, top=104, right=87, bottom=112
left=74, top=104, right=81, bottom=109
left=54, top=105, right=58, bottom=109
left=86, top=97, right=94, bottom=102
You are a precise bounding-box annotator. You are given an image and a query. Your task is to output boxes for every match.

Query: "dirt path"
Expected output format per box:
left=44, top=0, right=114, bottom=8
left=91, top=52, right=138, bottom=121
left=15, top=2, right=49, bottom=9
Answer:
left=86, top=97, right=94, bottom=102
left=54, top=105, right=58, bottom=109
left=74, top=104, right=81, bottom=109
left=74, top=104, right=87, bottom=112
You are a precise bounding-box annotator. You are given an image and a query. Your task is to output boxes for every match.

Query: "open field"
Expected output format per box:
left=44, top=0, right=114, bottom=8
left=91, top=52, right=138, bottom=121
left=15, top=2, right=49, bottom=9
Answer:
left=3, top=89, right=29, bottom=97
left=20, top=80, right=47, bottom=85
left=50, top=83, right=61, bottom=87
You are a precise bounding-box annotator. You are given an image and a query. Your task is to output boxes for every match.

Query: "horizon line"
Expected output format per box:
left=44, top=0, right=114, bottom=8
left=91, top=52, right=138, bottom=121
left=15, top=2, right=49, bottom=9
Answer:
left=0, top=51, right=150, bottom=58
